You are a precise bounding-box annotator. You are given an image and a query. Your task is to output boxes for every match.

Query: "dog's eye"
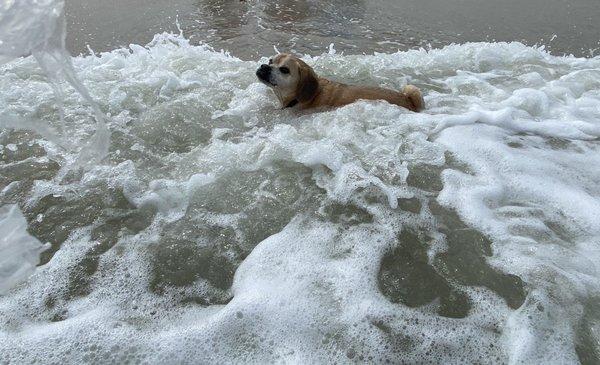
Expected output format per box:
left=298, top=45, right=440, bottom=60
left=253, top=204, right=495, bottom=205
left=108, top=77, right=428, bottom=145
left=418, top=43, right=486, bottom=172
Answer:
left=280, top=67, right=290, bottom=74
left=268, top=59, right=273, bottom=65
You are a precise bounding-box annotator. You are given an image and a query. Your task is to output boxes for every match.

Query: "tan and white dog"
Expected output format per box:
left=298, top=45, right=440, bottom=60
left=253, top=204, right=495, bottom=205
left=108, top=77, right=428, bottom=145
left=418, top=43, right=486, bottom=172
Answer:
left=256, top=53, right=424, bottom=112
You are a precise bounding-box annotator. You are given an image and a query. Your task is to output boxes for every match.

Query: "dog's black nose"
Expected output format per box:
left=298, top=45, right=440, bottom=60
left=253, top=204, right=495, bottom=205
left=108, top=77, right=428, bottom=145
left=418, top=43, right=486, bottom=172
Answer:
left=256, top=64, right=271, bottom=80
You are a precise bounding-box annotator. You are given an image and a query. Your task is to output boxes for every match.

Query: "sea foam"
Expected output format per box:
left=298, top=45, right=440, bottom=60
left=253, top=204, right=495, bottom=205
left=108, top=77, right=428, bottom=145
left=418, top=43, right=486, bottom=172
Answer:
left=0, top=32, right=599, bottom=363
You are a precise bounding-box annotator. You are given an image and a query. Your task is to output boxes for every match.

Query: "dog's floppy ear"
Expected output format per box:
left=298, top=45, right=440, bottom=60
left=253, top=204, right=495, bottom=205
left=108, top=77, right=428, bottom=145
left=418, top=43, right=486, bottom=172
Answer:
left=296, top=59, right=319, bottom=103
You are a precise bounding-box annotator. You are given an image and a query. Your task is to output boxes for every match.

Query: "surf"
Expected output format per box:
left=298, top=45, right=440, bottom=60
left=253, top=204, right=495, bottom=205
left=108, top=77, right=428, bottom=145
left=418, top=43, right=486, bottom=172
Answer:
left=0, top=2, right=599, bottom=363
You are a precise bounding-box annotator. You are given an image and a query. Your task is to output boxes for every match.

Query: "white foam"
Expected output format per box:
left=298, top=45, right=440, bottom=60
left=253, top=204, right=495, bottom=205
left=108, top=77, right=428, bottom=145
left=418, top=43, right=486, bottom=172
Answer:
left=0, top=33, right=599, bottom=363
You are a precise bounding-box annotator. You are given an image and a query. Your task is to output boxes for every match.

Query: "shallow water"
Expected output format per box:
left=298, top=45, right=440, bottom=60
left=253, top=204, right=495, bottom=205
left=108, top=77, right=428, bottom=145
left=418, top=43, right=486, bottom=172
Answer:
left=65, top=0, right=600, bottom=58
left=2, top=1, right=600, bottom=364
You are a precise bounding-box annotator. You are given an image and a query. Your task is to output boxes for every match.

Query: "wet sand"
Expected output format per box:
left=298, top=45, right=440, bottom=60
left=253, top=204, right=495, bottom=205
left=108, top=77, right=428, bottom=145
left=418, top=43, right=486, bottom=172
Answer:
left=66, top=0, right=600, bottom=59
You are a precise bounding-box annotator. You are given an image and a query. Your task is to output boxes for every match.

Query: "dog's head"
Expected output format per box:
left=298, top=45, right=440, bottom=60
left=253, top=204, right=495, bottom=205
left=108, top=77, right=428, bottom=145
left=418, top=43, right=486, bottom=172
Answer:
left=256, top=53, right=319, bottom=107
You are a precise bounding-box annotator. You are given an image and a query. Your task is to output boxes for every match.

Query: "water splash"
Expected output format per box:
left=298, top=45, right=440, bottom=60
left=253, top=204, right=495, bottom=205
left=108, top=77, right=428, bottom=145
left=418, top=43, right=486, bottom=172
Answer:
left=0, top=205, right=49, bottom=294
left=0, top=0, right=110, bottom=171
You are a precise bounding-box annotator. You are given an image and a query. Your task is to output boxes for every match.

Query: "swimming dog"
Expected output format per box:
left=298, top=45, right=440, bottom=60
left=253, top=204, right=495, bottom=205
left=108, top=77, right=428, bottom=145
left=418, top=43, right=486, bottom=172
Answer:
left=256, top=53, right=424, bottom=112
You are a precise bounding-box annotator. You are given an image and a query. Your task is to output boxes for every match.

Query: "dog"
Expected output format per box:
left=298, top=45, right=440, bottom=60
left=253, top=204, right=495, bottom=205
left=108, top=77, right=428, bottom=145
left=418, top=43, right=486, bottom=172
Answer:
left=256, top=53, right=424, bottom=112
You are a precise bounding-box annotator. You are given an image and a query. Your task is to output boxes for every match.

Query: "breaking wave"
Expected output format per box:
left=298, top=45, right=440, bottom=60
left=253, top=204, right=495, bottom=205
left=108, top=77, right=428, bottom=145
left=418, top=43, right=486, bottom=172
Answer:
left=0, top=30, right=599, bottom=363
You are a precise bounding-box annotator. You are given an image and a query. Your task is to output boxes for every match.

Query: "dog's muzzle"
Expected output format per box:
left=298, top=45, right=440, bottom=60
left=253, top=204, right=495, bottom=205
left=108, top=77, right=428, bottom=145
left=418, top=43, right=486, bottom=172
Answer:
left=256, top=64, right=272, bottom=83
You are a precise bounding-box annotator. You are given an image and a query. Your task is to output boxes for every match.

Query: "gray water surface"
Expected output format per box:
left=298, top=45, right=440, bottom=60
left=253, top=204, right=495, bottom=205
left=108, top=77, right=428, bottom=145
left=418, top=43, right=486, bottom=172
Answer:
left=66, top=0, right=600, bottom=58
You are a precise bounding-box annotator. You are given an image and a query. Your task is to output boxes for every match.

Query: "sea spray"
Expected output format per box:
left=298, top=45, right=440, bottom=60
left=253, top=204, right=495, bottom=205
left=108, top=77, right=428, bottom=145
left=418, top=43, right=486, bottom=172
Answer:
left=0, top=0, right=109, bottom=295
left=0, top=205, right=49, bottom=294
left=0, top=0, right=110, bottom=171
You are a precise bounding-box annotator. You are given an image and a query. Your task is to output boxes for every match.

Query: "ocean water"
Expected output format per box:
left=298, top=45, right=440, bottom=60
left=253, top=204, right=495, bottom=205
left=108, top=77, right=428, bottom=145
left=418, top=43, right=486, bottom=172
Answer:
left=65, top=0, right=600, bottom=58
left=1, top=1, right=600, bottom=365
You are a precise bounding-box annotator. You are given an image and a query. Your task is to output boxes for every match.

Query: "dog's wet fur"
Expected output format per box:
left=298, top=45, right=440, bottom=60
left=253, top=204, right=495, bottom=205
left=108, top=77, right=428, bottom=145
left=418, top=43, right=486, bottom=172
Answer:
left=256, top=53, right=424, bottom=112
